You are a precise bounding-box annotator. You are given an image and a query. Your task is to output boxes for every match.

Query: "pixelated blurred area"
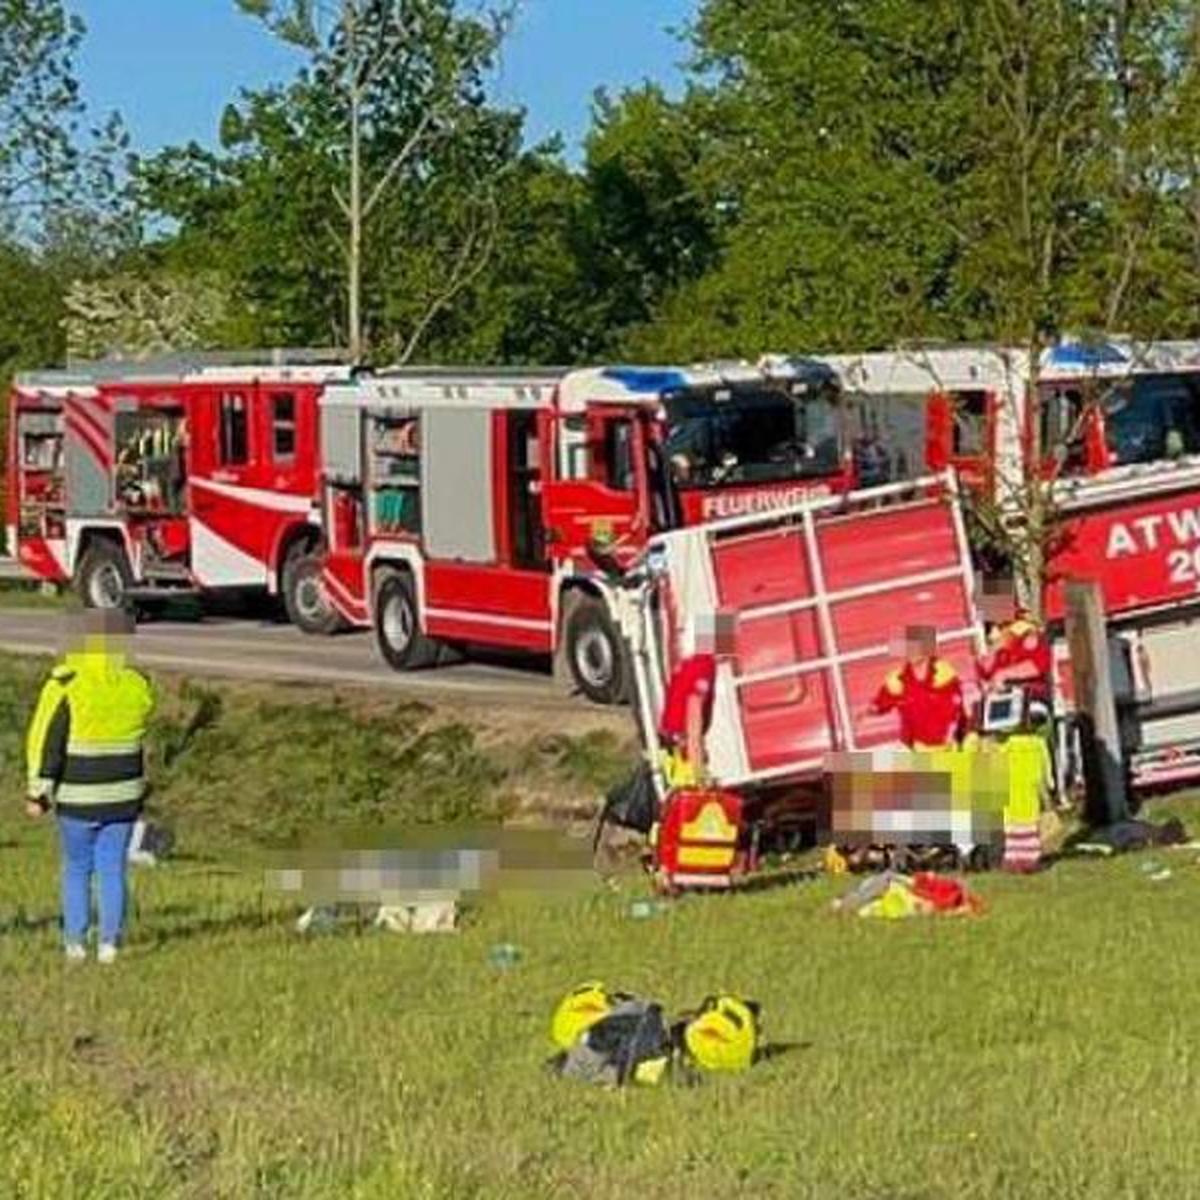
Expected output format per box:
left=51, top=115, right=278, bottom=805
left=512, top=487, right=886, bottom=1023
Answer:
left=55, top=605, right=138, bottom=660
left=825, top=749, right=1006, bottom=848
left=266, top=826, right=595, bottom=907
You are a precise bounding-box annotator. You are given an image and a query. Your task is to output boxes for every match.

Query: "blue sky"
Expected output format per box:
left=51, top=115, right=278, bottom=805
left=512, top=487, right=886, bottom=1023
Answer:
left=72, top=1, right=695, bottom=160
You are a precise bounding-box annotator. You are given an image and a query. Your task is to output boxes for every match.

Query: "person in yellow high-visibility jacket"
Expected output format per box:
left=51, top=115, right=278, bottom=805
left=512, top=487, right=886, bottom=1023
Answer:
left=1002, top=725, right=1050, bottom=872
left=25, top=609, right=156, bottom=962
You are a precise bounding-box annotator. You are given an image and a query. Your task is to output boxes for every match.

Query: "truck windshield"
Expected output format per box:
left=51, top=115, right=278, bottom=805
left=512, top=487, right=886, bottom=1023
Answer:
left=1102, top=372, right=1200, bottom=466
left=662, top=386, right=840, bottom=489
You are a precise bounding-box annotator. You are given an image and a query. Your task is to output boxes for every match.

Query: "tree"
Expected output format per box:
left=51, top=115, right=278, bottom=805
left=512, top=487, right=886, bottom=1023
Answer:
left=947, top=0, right=1200, bottom=611
left=0, top=0, right=85, bottom=232
left=63, top=272, right=233, bottom=362
left=623, top=0, right=980, bottom=359
left=234, top=0, right=514, bottom=363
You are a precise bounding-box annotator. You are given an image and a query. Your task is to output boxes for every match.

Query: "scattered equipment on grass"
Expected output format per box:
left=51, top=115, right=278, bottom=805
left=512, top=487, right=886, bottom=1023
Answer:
left=548, top=983, right=763, bottom=1087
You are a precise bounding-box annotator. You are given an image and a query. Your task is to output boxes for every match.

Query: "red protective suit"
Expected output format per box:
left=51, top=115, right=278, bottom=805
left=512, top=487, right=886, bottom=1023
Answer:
left=977, top=616, right=1051, bottom=698
left=658, top=653, right=716, bottom=743
left=871, top=658, right=965, bottom=748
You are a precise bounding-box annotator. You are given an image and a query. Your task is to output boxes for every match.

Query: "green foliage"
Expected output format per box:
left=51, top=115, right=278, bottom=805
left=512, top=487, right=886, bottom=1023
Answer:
left=0, top=0, right=85, bottom=227
left=7, top=0, right=1200, bottom=374
left=621, top=0, right=1200, bottom=359
left=63, top=270, right=235, bottom=360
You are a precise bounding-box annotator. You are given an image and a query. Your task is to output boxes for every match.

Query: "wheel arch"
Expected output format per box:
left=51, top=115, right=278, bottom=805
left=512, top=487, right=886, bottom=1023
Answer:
left=271, top=521, right=323, bottom=596
left=368, top=546, right=427, bottom=630
left=73, top=524, right=134, bottom=577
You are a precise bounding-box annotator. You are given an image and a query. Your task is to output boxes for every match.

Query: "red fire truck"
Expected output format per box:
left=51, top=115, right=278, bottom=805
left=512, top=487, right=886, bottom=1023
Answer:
left=6, top=354, right=350, bottom=618
left=823, top=339, right=1200, bottom=792
left=313, top=360, right=855, bottom=702
left=822, top=339, right=1200, bottom=496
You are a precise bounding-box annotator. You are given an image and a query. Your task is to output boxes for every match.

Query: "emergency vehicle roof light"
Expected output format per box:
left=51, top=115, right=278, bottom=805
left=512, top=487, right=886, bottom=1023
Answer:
left=599, top=367, right=692, bottom=395
left=1042, top=340, right=1128, bottom=369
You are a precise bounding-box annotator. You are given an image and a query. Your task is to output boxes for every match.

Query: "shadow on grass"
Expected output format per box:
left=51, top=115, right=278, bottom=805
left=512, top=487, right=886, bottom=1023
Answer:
left=0, top=910, right=60, bottom=935
left=757, top=1040, right=812, bottom=1063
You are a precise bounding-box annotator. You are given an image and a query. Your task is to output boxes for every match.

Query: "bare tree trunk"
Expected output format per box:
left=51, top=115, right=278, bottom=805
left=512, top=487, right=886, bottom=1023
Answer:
left=346, top=1, right=363, bottom=364
left=1023, top=341, right=1045, bottom=620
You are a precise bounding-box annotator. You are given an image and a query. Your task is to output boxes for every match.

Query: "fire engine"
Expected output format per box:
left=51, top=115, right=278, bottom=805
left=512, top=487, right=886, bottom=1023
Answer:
left=822, top=339, right=1200, bottom=792
left=822, top=339, right=1200, bottom=496
left=6, top=354, right=350, bottom=619
left=313, top=359, right=855, bottom=702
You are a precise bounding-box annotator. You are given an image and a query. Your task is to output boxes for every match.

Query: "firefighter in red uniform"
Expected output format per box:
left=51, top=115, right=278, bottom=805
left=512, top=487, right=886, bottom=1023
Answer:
left=658, top=613, right=734, bottom=780
left=976, top=578, right=1051, bottom=701
left=869, top=625, right=966, bottom=749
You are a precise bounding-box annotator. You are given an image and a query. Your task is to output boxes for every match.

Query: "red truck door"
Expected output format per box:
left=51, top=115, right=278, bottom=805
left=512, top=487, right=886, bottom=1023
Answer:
left=926, top=390, right=995, bottom=490
left=187, top=385, right=271, bottom=587
left=639, top=477, right=984, bottom=787
left=540, top=405, right=649, bottom=570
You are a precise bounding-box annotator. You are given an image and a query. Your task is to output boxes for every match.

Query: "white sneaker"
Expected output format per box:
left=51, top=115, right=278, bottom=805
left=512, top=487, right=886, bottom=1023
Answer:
left=64, top=943, right=86, bottom=963
left=96, top=943, right=118, bottom=965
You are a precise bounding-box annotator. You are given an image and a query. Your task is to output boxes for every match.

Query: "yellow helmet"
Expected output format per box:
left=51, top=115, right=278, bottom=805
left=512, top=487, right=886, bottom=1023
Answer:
left=550, top=982, right=616, bottom=1051
left=683, top=995, right=761, bottom=1073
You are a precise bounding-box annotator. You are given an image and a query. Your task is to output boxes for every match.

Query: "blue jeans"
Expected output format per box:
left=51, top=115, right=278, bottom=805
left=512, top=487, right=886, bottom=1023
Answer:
left=57, top=816, right=136, bottom=946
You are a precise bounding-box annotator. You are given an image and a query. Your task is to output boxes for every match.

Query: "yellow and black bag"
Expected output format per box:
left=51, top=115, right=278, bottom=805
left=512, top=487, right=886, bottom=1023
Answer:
left=681, top=994, right=762, bottom=1074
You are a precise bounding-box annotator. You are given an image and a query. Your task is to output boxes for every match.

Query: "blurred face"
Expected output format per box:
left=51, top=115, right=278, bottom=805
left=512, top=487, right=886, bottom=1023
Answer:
left=64, top=607, right=134, bottom=656
left=979, top=581, right=1015, bottom=625
left=695, top=612, right=736, bottom=659
left=904, top=625, right=937, bottom=662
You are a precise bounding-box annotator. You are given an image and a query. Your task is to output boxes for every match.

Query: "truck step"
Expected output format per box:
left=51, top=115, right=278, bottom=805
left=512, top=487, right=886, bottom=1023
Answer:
left=142, top=561, right=191, bottom=581
left=127, top=585, right=201, bottom=601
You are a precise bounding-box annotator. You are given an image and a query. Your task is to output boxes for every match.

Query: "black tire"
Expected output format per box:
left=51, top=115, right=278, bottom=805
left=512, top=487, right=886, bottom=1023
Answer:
left=76, top=541, right=133, bottom=611
left=565, top=597, right=629, bottom=705
left=282, top=551, right=344, bottom=635
left=374, top=572, right=442, bottom=671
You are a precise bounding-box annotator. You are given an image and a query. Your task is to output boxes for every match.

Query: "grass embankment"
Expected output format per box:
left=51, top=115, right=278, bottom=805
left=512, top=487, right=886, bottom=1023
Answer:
left=1, top=654, right=1199, bottom=1198
left=0, top=579, right=68, bottom=610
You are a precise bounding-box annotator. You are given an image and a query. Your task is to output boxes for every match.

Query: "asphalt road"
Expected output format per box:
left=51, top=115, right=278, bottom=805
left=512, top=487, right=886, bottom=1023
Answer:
left=0, top=607, right=567, bottom=707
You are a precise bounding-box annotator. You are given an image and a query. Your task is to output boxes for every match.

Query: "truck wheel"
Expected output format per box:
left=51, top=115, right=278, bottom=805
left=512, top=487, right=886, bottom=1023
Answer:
left=76, top=542, right=132, bottom=611
left=565, top=597, right=628, bottom=705
left=283, top=552, right=344, bottom=635
left=374, top=573, right=441, bottom=670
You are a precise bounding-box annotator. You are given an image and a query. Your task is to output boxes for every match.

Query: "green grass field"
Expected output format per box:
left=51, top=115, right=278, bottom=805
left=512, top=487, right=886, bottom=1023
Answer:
left=1, top=654, right=1198, bottom=1198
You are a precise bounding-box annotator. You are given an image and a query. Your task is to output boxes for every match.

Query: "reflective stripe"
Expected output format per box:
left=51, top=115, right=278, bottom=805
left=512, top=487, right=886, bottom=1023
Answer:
left=66, top=740, right=142, bottom=756
left=56, top=778, right=145, bottom=805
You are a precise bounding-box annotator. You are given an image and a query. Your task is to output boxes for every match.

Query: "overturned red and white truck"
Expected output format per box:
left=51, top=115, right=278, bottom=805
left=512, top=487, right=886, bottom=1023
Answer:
left=617, top=473, right=988, bottom=885
left=312, top=360, right=859, bottom=702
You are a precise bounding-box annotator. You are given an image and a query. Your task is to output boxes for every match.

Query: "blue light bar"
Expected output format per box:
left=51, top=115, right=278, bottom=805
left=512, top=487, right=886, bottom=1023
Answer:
left=600, top=366, right=692, bottom=395
left=1042, top=342, right=1128, bottom=368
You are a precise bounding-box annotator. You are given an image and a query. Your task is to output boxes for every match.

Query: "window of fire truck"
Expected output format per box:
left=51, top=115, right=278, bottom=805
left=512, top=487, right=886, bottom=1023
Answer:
left=271, top=392, right=296, bottom=461
left=603, top=418, right=635, bottom=492
left=662, top=386, right=840, bottom=488
left=219, top=392, right=249, bottom=465
left=1101, top=373, right=1200, bottom=467
left=506, top=410, right=546, bottom=570
left=114, top=409, right=186, bottom=514
left=951, top=390, right=987, bottom=456
left=645, top=438, right=680, bottom=532
left=1039, top=385, right=1087, bottom=474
